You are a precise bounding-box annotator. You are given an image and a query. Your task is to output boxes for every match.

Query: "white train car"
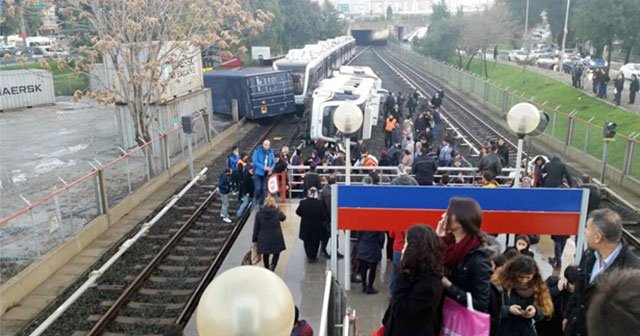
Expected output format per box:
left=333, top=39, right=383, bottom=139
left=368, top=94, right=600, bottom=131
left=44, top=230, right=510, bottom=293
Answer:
left=309, top=66, right=384, bottom=143
left=273, top=35, right=356, bottom=108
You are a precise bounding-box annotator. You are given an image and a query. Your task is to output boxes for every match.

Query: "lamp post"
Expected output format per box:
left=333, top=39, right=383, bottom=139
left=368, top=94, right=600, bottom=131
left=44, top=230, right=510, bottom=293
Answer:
left=332, top=103, right=363, bottom=291
left=507, top=103, right=547, bottom=187
left=601, top=121, right=617, bottom=183
left=560, top=0, right=572, bottom=72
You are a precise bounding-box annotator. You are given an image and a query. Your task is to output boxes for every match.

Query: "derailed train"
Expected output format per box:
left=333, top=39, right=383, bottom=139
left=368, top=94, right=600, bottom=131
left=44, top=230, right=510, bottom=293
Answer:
left=309, top=65, right=387, bottom=143
left=273, top=35, right=357, bottom=107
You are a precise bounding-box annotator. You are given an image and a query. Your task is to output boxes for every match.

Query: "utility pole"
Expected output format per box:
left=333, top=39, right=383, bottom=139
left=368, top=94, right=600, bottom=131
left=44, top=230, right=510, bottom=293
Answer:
left=560, top=0, right=572, bottom=72
left=524, top=0, right=530, bottom=39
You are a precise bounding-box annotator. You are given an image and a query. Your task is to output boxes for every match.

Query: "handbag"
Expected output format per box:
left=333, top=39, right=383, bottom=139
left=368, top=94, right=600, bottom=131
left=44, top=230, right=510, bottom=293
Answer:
left=440, top=293, right=490, bottom=336
left=370, top=326, right=385, bottom=336
left=241, top=243, right=262, bottom=265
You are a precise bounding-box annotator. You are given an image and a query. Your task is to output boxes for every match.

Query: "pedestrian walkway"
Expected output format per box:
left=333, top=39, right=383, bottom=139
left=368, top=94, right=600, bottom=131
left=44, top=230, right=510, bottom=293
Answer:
left=499, top=58, right=640, bottom=116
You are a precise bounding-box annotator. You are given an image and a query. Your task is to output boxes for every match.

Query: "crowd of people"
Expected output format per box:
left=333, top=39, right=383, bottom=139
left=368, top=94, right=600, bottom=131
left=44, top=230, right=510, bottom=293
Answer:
left=379, top=201, right=639, bottom=336
left=212, top=88, right=640, bottom=336
left=569, top=64, right=639, bottom=106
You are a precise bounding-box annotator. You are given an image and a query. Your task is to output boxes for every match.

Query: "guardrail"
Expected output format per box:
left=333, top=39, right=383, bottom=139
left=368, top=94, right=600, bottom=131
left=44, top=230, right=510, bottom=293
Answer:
left=390, top=45, right=640, bottom=187
left=0, top=113, right=212, bottom=283
left=286, top=165, right=521, bottom=196
left=318, top=270, right=350, bottom=336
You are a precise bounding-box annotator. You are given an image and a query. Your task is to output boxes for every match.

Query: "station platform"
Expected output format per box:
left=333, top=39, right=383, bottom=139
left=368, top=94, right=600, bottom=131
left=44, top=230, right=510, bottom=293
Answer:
left=184, top=198, right=576, bottom=336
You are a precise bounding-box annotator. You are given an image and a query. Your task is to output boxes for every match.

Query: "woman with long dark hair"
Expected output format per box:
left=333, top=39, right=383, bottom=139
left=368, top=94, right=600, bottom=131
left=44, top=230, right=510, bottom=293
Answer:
left=492, top=255, right=554, bottom=336
left=382, top=225, right=444, bottom=336
left=436, top=197, right=492, bottom=312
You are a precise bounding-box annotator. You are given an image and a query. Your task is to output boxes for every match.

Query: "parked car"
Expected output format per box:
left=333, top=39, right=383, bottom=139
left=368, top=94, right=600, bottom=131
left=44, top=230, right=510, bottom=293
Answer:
left=619, top=63, right=640, bottom=80
left=536, top=56, right=557, bottom=69
left=562, top=56, right=583, bottom=74
left=584, top=56, right=608, bottom=69
left=508, top=50, right=536, bottom=64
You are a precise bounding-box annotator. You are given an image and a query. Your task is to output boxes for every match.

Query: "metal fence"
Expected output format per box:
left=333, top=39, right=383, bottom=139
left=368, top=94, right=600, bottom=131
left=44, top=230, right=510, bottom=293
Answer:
left=53, top=73, right=89, bottom=96
left=0, top=113, right=211, bottom=283
left=390, top=46, right=640, bottom=185
left=287, top=165, right=520, bottom=197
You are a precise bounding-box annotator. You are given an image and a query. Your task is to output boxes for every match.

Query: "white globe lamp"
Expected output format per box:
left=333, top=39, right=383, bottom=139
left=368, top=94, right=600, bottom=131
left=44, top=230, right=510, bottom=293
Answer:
left=196, top=266, right=295, bottom=336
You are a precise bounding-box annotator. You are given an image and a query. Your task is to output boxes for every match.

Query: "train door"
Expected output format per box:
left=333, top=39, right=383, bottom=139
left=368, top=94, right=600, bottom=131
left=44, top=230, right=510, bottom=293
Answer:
left=366, top=92, right=381, bottom=126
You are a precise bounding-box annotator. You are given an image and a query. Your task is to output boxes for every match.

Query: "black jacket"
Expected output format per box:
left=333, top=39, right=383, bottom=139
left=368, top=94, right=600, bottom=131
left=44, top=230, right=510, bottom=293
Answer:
left=542, top=158, right=573, bottom=188
left=498, top=289, right=544, bottom=336
left=252, top=206, right=286, bottom=255
left=564, top=242, right=640, bottom=336
left=497, top=145, right=509, bottom=166
left=630, top=78, right=639, bottom=92
left=478, top=153, right=503, bottom=178
left=296, top=198, right=326, bottom=241
left=320, top=183, right=331, bottom=221
left=446, top=247, right=492, bottom=313
left=383, top=272, right=443, bottom=336
left=357, top=231, right=385, bottom=263
left=412, top=154, right=438, bottom=185
left=302, top=171, right=322, bottom=196
left=535, top=276, right=573, bottom=336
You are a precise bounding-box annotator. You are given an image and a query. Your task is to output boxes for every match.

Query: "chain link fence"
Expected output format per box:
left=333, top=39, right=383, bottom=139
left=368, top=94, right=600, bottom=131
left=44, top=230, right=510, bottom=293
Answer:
left=0, top=114, right=211, bottom=284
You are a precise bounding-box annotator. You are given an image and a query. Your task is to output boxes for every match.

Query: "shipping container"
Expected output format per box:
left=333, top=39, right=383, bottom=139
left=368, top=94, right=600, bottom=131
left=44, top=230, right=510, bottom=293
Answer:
left=203, top=68, right=295, bottom=119
left=104, top=41, right=204, bottom=104
left=0, top=69, right=55, bottom=111
left=116, top=89, right=212, bottom=151
left=88, top=63, right=109, bottom=93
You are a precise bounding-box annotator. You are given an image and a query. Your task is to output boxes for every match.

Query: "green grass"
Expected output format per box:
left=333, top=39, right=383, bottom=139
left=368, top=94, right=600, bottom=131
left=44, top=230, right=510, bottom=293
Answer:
left=463, top=58, right=639, bottom=137
left=435, top=56, right=640, bottom=180
left=1, top=61, right=88, bottom=95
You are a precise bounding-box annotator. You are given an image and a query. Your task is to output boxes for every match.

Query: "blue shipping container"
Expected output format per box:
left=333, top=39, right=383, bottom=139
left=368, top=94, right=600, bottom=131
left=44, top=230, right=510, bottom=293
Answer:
left=203, top=68, right=296, bottom=119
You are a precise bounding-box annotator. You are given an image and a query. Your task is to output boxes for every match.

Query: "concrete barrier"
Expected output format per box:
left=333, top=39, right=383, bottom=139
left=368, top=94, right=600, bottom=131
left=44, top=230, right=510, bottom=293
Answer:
left=0, top=119, right=249, bottom=316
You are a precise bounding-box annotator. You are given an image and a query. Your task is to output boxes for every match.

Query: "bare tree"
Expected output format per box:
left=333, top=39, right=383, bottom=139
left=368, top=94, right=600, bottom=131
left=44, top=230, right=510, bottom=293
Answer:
left=460, top=2, right=516, bottom=78
left=29, top=0, right=271, bottom=144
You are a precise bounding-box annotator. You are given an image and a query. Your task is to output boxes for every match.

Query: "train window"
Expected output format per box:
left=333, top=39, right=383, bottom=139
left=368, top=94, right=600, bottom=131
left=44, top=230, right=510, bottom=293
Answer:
left=291, top=72, right=304, bottom=95
left=321, top=106, right=338, bottom=138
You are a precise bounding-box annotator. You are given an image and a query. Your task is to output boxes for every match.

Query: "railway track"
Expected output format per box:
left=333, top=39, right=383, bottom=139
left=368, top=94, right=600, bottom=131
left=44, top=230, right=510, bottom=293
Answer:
left=373, top=46, right=640, bottom=251
left=22, top=117, right=302, bottom=336
left=374, top=47, right=525, bottom=166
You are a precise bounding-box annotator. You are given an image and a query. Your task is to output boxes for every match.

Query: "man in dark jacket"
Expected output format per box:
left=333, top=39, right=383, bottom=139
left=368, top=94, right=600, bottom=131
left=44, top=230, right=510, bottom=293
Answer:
left=320, top=175, right=343, bottom=259
left=302, top=161, right=322, bottom=197
left=629, top=74, right=639, bottom=104
left=542, top=154, right=573, bottom=188
left=412, top=147, right=438, bottom=185
left=477, top=144, right=503, bottom=178
left=296, top=187, right=326, bottom=263
left=563, top=209, right=640, bottom=336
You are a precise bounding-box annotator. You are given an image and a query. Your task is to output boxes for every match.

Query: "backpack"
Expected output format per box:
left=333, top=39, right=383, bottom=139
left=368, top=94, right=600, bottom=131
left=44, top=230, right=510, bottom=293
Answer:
left=488, top=284, right=504, bottom=336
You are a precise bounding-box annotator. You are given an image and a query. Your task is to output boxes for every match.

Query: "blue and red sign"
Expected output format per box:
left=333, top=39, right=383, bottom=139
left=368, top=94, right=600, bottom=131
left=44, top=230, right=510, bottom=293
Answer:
left=336, top=186, right=586, bottom=235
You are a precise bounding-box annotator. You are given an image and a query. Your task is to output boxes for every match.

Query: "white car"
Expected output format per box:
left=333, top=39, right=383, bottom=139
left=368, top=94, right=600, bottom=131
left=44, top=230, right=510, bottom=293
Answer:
left=619, top=63, right=640, bottom=80
left=536, top=56, right=557, bottom=69
left=508, top=50, right=536, bottom=64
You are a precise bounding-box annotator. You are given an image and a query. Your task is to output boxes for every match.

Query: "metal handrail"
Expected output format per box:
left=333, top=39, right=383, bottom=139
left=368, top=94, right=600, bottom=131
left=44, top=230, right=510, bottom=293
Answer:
left=318, top=270, right=333, bottom=336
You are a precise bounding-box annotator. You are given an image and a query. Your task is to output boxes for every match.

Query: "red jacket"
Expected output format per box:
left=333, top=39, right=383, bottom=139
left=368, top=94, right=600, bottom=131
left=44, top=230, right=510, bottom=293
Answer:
left=389, top=231, right=405, bottom=253
left=291, top=320, right=313, bottom=336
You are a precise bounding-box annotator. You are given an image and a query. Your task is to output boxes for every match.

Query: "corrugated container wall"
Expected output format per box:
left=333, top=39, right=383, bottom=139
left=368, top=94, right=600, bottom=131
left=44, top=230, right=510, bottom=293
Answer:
left=88, top=64, right=109, bottom=93
left=116, top=89, right=212, bottom=151
left=104, top=42, right=204, bottom=104
left=0, top=69, right=55, bottom=111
